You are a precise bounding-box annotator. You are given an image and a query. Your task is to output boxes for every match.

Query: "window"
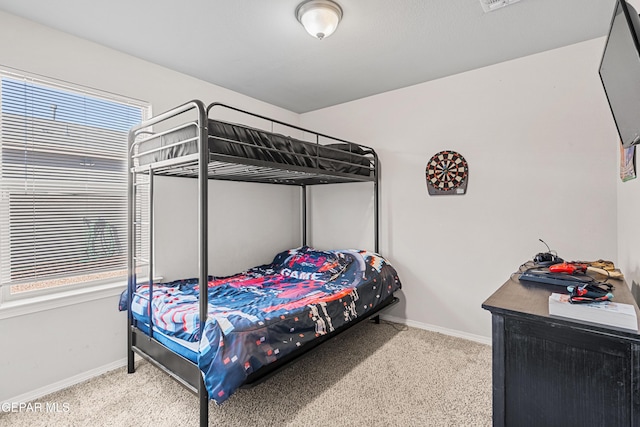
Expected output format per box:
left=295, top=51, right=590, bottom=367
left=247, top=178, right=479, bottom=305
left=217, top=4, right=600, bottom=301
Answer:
left=0, top=72, right=150, bottom=301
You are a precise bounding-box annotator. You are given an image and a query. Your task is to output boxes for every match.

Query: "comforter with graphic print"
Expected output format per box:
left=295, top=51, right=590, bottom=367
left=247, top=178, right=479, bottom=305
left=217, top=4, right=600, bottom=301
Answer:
left=122, top=246, right=401, bottom=404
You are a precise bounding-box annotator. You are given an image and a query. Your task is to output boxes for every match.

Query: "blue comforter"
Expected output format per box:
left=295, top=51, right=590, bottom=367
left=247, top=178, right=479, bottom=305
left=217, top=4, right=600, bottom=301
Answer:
left=122, top=246, right=401, bottom=404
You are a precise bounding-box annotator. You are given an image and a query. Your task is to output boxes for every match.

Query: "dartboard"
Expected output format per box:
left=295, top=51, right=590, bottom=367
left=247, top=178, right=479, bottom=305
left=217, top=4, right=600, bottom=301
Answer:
left=426, top=150, right=469, bottom=196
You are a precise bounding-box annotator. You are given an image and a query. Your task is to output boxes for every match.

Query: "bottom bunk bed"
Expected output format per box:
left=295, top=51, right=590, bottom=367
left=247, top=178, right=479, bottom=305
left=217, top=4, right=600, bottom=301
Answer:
left=121, top=246, right=401, bottom=405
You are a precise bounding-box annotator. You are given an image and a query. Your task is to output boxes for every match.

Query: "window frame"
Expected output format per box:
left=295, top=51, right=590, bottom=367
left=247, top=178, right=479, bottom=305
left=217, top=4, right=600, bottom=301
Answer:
left=0, top=68, right=151, bottom=307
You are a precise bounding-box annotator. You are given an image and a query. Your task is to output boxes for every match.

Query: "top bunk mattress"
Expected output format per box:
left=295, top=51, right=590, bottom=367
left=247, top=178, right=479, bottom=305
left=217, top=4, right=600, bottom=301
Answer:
left=136, top=119, right=374, bottom=177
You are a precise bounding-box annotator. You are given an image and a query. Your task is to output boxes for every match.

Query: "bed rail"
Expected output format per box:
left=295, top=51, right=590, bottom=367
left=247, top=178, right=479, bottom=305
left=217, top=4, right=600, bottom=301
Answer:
left=129, top=102, right=377, bottom=186
left=207, top=101, right=372, bottom=152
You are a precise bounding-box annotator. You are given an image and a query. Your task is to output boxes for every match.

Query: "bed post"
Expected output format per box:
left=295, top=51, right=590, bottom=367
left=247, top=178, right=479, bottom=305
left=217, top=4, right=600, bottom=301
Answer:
left=197, top=101, right=210, bottom=427
left=147, top=168, right=154, bottom=340
left=127, top=123, right=136, bottom=374
left=301, top=185, right=307, bottom=247
left=373, top=152, right=381, bottom=325
left=374, top=152, right=380, bottom=254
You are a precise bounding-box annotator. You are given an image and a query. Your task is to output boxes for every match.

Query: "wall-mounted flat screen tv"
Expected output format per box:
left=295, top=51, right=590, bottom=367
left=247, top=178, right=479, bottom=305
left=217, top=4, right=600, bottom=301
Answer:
left=599, top=0, right=640, bottom=148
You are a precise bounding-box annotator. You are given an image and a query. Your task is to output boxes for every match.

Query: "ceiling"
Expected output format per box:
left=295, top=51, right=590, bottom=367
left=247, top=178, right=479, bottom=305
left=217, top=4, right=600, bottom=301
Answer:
left=0, top=0, right=616, bottom=113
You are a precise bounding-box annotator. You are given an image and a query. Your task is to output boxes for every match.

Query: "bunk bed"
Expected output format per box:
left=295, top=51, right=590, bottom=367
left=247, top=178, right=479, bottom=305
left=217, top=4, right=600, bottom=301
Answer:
left=125, top=100, right=401, bottom=426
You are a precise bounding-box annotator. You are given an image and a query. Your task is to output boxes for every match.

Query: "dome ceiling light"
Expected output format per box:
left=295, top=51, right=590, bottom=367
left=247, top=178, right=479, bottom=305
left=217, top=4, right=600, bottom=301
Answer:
left=295, top=0, right=343, bottom=40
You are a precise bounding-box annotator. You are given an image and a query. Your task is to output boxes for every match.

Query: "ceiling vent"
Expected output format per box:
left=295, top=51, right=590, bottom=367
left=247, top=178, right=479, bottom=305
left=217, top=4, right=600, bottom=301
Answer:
left=479, top=0, right=521, bottom=13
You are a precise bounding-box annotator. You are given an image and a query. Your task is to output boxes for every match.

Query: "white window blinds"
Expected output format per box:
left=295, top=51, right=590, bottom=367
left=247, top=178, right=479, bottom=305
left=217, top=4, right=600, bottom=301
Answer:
left=0, top=74, right=149, bottom=296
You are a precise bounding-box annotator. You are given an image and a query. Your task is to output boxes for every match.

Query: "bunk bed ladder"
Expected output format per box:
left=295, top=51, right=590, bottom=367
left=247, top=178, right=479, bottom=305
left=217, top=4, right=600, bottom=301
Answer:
left=126, top=101, right=211, bottom=427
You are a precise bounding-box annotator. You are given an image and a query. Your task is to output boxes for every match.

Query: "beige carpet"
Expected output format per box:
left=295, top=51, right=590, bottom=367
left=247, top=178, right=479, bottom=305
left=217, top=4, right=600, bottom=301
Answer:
left=0, top=321, right=492, bottom=427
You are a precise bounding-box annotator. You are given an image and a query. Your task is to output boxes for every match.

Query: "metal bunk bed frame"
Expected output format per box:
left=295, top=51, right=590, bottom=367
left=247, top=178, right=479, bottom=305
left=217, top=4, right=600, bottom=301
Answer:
left=126, top=100, right=398, bottom=426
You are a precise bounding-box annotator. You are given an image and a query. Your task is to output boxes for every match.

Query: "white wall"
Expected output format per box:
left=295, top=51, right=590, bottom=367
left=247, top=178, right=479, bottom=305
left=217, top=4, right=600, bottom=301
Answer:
left=618, top=175, right=640, bottom=297
left=154, top=177, right=301, bottom=281
left=0, top=10, right=301, bottom=401
left=617, top=0, right=640, bottom=302
left=301, top=38, right=619, bottom=339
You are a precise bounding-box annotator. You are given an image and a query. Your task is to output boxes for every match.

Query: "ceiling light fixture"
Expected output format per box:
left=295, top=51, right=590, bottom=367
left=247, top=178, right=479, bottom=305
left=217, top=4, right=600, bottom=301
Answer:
left=295, top=0, right=343, bottom=40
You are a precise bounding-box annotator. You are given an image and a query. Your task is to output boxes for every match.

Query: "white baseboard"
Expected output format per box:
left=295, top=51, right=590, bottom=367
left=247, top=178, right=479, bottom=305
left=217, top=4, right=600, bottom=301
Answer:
left=3, top=357, right=128, bottom=404
left=380, top=314, right=492, bottom=346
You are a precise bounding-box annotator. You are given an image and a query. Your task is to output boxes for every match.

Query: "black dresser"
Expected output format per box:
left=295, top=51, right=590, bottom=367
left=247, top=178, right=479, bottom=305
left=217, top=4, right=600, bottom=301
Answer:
left=482, top=272, right=640, bottom=427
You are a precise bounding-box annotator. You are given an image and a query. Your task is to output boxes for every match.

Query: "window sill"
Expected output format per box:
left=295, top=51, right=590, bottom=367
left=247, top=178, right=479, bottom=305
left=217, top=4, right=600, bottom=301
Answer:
left=0, top=281, right=126, bottom=320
